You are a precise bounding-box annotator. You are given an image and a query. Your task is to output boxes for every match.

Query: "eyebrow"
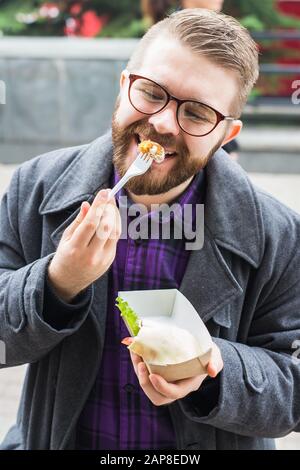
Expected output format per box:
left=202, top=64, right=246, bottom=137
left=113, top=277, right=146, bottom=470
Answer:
left=152, top=76, right=217, bottom=109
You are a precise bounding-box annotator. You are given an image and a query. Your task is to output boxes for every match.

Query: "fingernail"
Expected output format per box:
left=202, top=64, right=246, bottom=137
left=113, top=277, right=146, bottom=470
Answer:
left=121, top=337, right=133, bottom=346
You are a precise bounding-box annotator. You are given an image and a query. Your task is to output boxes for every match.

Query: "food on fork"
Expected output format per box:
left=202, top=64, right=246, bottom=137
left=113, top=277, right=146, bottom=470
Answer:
left=138, top=140, right=165, bottom=163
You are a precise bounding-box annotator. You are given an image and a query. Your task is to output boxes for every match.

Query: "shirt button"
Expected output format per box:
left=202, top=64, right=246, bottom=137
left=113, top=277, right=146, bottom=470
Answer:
left=123, top=383, right=136, bottom=393
left=134, top=237, right=144, bottom=246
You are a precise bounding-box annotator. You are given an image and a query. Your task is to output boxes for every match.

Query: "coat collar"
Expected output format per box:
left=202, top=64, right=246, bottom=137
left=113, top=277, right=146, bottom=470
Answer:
left=39, top=131, right=263, bottom=268
left=38, top=132, right=114, bottom=216
left=204, top=147, right=264, bottom=268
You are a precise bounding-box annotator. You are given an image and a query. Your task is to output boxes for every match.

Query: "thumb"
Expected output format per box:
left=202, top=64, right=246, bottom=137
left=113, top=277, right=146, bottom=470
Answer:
left=207, top=362, right=218, bottom=378
left=207, top=343, right=223, bottom=378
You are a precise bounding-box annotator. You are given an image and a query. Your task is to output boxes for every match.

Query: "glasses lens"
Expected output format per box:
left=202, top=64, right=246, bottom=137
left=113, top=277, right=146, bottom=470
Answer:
left=130, top=78, right=168, bottom=114
left=178, top=101, right=217, bottom=136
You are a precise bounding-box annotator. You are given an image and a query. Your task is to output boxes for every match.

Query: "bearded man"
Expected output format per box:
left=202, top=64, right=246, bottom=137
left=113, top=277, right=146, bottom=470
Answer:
left=1, top=9, right=300, bottom=450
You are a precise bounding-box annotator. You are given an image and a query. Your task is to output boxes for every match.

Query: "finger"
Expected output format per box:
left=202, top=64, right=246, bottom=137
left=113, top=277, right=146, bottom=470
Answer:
left=207, top=362, right=219, bottom=378
left=85, top=189, right=110, bottom=225
left=130, top=350, right=143, bottom=375
left=121, top=337, right=134, bottom=346
left=148, top=374, right=183, bottom=400
left=63, top=201, right=90, bottom=239
left=94, top=204, right=116, bottom=242
left=109, top=203, right=122, bottom=240
left=149, top=373, right=206, bottom=400
left=207, top=343, right=224, bottom=378
left=88, top=203, right=121, bottom=252
left=104, top=192, right=122, bottom=237
left=107, top=190, right=117, bottom=206
left=102, top=213, right=122, bottom=252
left=71, top=190, right=109, bottom=247
left=137, top=363, right=173, bottom=406
left=87, top=207, right=116, bottom=253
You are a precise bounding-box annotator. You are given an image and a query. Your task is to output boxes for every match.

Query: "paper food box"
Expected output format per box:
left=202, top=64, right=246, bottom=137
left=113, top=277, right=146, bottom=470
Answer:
left=118, top=289, right=213, bottom=382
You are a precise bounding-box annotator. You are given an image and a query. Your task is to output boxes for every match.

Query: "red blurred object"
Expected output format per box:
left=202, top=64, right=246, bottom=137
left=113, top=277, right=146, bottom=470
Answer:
left=278, top=0, right=300, bottom=16
left=70, top=3, right=82, bottom=16
left=277, top=0, right=300, bottom=62
left=256, top=1, right=300, bottom=97
left=64, top=10, right=108, bottom=37
left=61, top=2, right=109, bottom=37
left=80, top=10, right=108, bottom=37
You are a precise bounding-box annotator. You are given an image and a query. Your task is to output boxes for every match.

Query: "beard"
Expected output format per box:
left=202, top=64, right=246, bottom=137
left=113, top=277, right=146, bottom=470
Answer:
left=111, top=107, right=224, bottom=196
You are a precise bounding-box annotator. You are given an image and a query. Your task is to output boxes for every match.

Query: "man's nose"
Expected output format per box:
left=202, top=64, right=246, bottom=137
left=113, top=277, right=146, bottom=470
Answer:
left=148, top=100, right=180, bottom=136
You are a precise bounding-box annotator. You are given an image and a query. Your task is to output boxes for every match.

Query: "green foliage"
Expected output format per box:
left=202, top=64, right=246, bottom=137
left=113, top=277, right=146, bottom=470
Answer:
left=239, top=15, right=264, bottom=32
left=0, top=0, right=142, bottom=36
left=98, top=16, right=147, bottom=38
left=0, top=0, right=33, bottom=34
left=224, top=0, right=300, bottom=30
left=88, top=0, right=140, bottom=17
left=248, top=86, right=263, bottom=102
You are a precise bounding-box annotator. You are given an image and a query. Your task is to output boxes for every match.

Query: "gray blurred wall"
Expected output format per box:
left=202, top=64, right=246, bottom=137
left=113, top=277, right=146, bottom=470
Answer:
left=0, top=37, right=138, bottom=163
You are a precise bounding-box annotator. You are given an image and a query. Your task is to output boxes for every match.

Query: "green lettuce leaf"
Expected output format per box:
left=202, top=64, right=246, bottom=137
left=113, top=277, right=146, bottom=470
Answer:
left=115, top=296, right=141, bottom=336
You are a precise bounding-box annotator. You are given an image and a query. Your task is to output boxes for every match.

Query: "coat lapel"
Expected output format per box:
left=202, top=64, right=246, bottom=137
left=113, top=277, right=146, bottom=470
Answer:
left=39, top=132, right=114, bottom=217
left=180, top=226, right=243, bottom=325
left=179, top=149, right=263, bottom=325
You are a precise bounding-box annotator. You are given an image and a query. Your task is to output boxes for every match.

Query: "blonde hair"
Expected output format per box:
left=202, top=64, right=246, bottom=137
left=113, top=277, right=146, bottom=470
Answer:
left=127, top=8, right=259, bottom=116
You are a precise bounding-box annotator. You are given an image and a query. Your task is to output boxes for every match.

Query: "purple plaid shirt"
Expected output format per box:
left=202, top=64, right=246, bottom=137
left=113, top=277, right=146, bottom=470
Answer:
left=76, top=168, right=205, bottom=450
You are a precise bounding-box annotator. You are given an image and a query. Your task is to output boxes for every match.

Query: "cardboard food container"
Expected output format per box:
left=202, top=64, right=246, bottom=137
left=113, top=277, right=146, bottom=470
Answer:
left=118, top=288, right=213, bottom=382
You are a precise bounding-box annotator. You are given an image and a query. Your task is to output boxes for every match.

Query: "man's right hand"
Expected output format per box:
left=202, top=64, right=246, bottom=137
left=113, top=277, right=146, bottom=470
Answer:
left=47, top=189, right=121, bottom=303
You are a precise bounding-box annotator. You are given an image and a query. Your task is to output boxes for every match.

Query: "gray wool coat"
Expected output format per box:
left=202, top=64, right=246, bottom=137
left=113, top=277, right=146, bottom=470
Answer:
left=1, top=132, right=300, bottom=450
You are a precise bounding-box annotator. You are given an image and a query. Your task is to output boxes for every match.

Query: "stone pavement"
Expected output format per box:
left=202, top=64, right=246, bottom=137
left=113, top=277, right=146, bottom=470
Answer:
left=0, top=163, right=299, bottom=449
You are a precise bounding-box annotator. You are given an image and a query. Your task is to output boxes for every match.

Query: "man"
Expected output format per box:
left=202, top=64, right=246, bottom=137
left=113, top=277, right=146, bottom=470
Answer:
left=1, top=9, right=300, bottom=450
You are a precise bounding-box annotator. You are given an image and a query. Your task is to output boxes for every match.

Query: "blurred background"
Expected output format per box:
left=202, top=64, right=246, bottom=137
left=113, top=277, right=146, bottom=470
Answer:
left=0, top=0, right=300, bottom=450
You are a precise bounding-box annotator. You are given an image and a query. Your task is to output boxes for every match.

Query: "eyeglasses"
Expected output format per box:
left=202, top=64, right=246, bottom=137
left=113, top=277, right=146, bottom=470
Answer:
left=128, top=73, right=235, bottom=137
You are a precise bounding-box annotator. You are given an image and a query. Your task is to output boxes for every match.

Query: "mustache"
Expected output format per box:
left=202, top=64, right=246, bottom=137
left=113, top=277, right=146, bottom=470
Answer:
left=129, top=121, right=179, bottom=152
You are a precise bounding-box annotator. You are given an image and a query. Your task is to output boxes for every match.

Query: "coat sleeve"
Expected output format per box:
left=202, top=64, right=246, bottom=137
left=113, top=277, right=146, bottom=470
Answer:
left=0, top=168, right=93, bottom=368
left=179, top=242, right=300, bottom=438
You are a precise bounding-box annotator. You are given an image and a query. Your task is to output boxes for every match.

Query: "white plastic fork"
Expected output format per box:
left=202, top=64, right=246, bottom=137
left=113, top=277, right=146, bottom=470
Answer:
left=108, top=152, right=153, bottom=200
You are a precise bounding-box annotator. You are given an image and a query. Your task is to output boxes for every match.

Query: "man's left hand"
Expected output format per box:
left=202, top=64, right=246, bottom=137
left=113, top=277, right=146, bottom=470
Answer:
left=130, top=342, right=223, bottom=406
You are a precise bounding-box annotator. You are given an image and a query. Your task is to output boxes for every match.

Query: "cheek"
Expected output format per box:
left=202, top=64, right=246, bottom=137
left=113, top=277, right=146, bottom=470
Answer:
left=187, top=137, right=211, bottom=159
left=188, top=130, right=222, bottom=158
left=115, top=94, right=145, bottom=129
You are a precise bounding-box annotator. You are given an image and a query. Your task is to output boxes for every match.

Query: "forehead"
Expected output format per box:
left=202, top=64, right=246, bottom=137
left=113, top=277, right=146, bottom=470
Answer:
left=135, top=36, right=238, bottom=114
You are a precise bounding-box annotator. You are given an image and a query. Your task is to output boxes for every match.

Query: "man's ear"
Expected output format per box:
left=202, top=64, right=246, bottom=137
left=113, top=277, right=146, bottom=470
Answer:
left=120, top=69, right=130, bottom=91
left=222, top=120, right=243, bottom=146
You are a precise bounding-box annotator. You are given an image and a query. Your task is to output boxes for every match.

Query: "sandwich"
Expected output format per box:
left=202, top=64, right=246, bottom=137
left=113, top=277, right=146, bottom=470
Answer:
left=116, top=296, right=204, bottom=367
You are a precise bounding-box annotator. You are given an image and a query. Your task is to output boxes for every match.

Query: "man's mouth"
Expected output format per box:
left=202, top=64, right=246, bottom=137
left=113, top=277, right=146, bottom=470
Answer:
left=134, top=134, right=178, bottom=159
